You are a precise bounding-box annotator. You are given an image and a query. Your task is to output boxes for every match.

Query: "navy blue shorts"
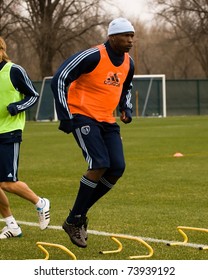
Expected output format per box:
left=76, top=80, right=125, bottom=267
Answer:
left=72, top=115, right=125, bottom=177
left=0, top=142, right=20, bottom=182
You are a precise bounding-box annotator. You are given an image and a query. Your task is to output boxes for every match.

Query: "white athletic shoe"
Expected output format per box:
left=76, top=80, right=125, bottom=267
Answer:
left=0, top=225, right=22, bottom=239
left=37, top=198, right=50, bottom=230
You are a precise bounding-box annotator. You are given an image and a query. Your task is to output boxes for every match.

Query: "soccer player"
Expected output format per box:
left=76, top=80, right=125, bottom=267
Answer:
left=0, top=36, right=50, bottom=239
left=51, top=18, right=135, bottom=248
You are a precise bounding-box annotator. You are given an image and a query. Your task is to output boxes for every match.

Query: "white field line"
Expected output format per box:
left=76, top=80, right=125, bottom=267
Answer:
left=0, top=219, right=207, bottom=249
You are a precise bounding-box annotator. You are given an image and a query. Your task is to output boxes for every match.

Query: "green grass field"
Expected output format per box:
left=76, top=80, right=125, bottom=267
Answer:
left=0, top=116, right=208, bottom=260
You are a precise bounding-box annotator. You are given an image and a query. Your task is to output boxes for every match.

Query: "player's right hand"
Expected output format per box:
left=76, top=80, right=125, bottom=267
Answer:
left=59, top=119, right=74, bottom=134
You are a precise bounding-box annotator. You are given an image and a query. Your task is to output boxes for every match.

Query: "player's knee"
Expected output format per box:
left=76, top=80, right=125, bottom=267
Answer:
left=109, top=161, right=126, bottom=178
left=1, top=181, right=17, bottom=192
left=117, top=163, right=126, bottom=177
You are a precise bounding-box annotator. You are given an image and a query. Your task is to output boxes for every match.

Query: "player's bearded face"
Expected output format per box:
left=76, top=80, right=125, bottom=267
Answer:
left=113, top=33, right=134, bottom=54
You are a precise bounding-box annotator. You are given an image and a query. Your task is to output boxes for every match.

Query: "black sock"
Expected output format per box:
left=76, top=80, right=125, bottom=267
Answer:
left=86, top=177, right=114, bottom=211
left=67, top=176, right=97, bottom=223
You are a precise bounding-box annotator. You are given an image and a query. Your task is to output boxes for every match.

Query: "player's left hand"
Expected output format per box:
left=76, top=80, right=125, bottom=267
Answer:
left=120, top=110, right=132, bottom=124
left=7, top=104, right=19, bottom=116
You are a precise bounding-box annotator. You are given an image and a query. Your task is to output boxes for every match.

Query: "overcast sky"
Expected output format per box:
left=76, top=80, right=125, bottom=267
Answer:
left=109, top=0, right=154, bottom=22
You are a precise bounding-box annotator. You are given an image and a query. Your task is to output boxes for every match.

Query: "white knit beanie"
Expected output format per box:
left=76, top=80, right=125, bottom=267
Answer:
left=108, top=18, right=135, bottom=36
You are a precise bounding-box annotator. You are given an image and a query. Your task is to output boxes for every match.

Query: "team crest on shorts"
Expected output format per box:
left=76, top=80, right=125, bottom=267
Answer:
left=81, top=125, right=90, bottom=135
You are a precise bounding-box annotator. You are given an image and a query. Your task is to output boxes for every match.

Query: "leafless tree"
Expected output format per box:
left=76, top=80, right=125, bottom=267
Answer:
left=0, top=0, right=20, bottom=37
left=149, top=0, right=208, bottom=77
left=4, top=0, right=112, bottom=78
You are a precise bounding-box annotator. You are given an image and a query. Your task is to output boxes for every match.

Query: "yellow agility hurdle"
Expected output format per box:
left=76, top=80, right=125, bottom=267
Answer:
left=36, top=241, right=77, bottom=260
left=167, top=226, right=208, bottom=250
left=100, top=235, right=154, bottom=259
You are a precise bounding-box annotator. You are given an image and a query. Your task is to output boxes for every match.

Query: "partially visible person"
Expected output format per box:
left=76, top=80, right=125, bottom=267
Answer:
left=0, top=36, right=50, bottom=239
left=51, top=18, right=134, bottom=248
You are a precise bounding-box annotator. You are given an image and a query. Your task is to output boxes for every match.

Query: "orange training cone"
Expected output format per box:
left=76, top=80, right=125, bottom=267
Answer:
left=173, top=152, right=184, bottom=157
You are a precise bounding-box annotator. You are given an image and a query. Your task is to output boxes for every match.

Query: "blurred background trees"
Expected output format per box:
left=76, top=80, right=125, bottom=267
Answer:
left=0, top=0, right=207, bottom=79
left=148, top=0, right=208, bottom=78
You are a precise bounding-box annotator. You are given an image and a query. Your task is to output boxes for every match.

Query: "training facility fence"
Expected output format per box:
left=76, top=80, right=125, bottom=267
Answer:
left=26, top=77, right=208, bottom=121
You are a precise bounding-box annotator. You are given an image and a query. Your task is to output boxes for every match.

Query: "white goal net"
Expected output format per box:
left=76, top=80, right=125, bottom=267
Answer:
left=35, top=76, right=57, bottom=121
left=132, top=74, right=166, bottom=117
